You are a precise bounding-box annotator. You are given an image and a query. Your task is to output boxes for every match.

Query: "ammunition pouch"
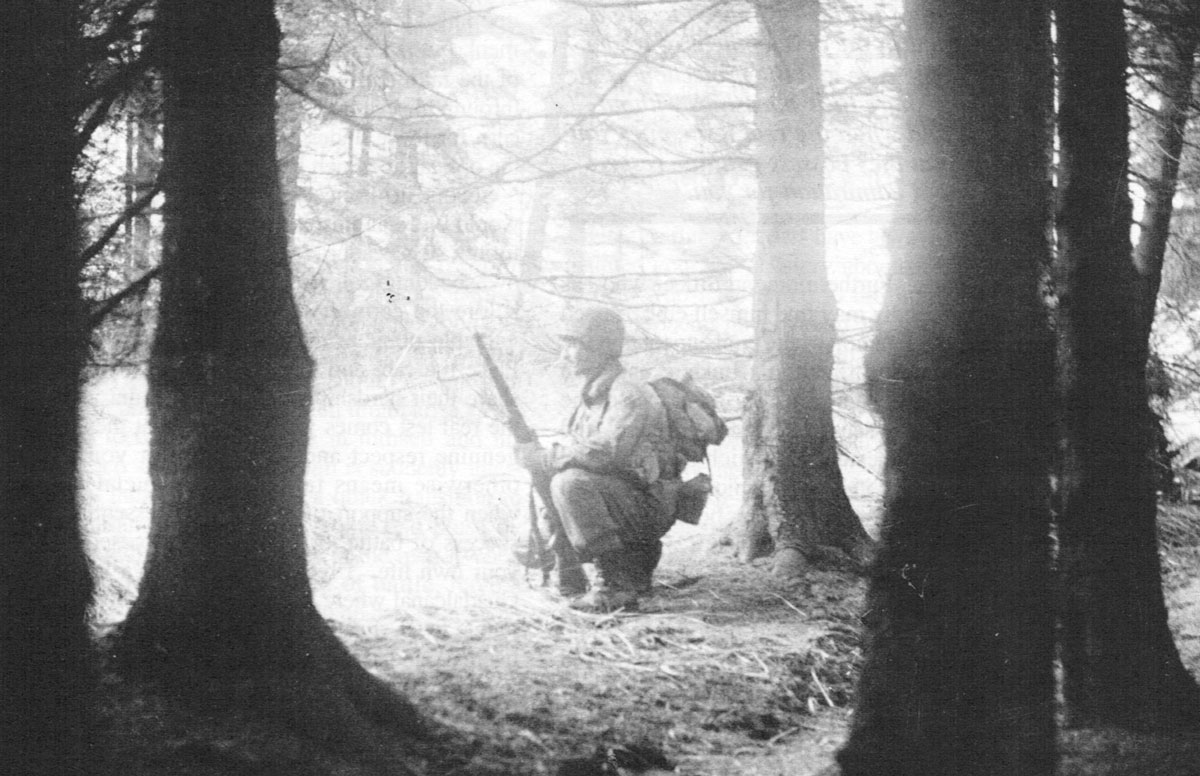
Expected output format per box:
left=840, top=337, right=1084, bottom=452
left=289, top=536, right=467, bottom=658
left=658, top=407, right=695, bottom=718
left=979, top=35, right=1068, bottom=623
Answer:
left=652, top=472, right=712, bottom=526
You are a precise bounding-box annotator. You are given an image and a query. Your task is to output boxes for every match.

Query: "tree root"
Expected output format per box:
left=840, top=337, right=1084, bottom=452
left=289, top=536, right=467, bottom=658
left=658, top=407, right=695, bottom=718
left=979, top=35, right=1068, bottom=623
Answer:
left=1069, top=673, right=1200, bottom=735
left=770, top=541, right=872, bottom=582
left=261, top=672, right=418, bottom=776
left=717, top=517, right=774, bottom=563
left=114, top=611, right=429, bottom=775
left=256, top=624, right=428, bottom=774
left=772, top=546, right=809, bottom=581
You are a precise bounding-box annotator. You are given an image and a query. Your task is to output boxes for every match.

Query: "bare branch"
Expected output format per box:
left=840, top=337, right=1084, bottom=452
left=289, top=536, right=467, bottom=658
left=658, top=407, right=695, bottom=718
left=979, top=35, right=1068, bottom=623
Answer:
left=87, top=267, right=160, bottom=330
left=79, top=180, right=162, bottom=267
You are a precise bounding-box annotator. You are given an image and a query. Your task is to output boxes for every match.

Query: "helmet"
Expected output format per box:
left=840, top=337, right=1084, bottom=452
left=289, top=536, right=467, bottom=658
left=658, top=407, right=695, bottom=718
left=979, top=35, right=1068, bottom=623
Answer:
left=558, top=306, right=625, bottom=359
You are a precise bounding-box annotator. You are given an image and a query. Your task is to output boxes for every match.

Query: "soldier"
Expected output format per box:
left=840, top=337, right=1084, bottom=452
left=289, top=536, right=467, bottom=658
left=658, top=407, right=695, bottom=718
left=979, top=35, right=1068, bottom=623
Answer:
left=514, top=306, right=674, bottom=612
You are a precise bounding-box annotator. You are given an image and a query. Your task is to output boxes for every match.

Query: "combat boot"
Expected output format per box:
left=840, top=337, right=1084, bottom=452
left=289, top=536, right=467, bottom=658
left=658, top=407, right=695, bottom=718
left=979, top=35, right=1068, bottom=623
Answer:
left=553, top=557, right=589, bottom=598
left=569, top=552, right=639, bottom=613
left=628, top=540, right=662, bottom=595
left=545, top=540, right=588, bottom=597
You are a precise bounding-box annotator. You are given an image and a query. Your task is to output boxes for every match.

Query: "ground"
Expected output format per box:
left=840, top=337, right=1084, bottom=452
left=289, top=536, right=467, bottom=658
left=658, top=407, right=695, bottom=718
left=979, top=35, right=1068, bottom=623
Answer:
left=80, top=372, right=1200, bottom=775
left=96, top=516, right=1200, bottom=776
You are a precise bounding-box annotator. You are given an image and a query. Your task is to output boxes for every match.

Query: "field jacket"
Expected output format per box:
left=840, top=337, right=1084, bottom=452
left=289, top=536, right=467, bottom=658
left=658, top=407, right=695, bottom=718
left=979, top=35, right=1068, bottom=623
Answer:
left=547, top=362, right=670, bottom=489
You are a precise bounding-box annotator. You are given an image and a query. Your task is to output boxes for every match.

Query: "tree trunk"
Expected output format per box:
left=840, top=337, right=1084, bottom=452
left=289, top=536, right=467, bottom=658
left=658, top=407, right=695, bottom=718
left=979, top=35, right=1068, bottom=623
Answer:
left=278, top=85, right=305, bottom=241
left=126, top=97, right=160, bottom=271
left=1055, top=0, right=1200, bottom=732
left=521, top=8, right=572, bottom=279
left=733, top=0, right=872, bottom=577
left=1133, top=0, right=1200, bottom=322
left=116, top=1, right=423, bottom=767
left=0, top=3, right=96, bottom=773
left=834, top=0, right=1057, bottom=774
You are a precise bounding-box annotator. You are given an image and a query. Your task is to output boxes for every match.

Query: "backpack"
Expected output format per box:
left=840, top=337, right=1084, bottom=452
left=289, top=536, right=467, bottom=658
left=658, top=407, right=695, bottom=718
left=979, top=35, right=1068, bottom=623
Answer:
left=649, top=374, right=728, bottom=467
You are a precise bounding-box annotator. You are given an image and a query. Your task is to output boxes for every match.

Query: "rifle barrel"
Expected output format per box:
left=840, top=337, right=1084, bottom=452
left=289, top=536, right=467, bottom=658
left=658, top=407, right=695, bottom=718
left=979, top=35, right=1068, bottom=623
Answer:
left=473, top=332, right=536, bottom=444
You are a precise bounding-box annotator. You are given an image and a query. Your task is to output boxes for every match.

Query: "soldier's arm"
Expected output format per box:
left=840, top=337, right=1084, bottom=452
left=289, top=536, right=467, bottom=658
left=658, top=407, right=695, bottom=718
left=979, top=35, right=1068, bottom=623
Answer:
left=547, top=383, right=656, bottom=479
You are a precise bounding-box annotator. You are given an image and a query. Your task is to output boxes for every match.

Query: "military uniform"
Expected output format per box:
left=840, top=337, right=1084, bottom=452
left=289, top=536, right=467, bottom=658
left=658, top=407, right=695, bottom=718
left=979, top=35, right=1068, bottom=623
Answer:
left=517, top=306, right=675, bottom=611
left=546, top=362, right=673, bottom=558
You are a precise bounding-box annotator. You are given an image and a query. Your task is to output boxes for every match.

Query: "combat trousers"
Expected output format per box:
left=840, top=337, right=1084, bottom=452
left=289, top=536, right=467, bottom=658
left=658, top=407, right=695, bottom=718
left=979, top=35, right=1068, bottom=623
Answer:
left=549, top=468, right=670, bottom=560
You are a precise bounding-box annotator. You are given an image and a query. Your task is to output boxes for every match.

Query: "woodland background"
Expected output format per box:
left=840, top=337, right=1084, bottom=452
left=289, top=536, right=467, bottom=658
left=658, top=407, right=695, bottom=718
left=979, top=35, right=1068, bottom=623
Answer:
left=6, top=0, right=1200, bottom=775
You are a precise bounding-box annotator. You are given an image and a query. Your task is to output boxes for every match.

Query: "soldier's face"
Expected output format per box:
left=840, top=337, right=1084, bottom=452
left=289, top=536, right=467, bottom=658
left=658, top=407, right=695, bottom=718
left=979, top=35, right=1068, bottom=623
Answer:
left=564, top=340, right=605, bottom=378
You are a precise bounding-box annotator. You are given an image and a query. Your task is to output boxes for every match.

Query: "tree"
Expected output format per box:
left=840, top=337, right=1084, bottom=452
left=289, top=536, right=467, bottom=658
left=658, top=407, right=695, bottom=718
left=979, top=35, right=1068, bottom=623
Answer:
left=115, top=0, right=424, bottom=767
left=0, top=2, right=97, bottom=773
left=732, top=0, right=874, bottom=578
left=1131, top=0, right=1200, bottom=317
left=1054, top=0, right=1200, bottom=731
left=833, top=0, right=1057, bottom=773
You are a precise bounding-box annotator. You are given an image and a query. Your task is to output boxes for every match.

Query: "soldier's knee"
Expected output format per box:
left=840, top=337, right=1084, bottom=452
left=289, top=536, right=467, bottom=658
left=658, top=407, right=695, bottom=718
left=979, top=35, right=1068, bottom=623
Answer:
left=550, top=467, right=590, bottom=505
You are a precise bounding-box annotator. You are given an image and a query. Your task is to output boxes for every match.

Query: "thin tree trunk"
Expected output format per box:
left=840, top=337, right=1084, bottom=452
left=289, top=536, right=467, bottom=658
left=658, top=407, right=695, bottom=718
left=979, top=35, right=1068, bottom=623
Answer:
left=0, top=3, right=96, bottom=773
left=117, top=1, right=423, bottom=767
left=1055, top=0, right=1200, bottom=732
left=521, top=8, right=571, bottom=278
left=278, top=85, right=305, bottom=241
left=129, top=99, right=160, bottom=271
left=734, top=0, right=872, bottom=577
left=835, top=0, right=1057, bottom=773
left=1133, top=0, right=1200, bottom=323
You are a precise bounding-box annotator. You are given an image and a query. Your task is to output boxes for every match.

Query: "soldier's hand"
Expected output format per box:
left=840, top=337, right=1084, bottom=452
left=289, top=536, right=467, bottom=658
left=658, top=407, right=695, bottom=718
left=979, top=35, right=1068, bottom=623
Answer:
left=513, top=441, right=548, bottom=474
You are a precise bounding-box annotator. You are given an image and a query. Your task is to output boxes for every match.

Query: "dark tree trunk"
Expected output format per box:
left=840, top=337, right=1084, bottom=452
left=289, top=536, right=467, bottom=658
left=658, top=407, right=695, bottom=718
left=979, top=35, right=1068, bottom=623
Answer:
left=0, top=3, right=96, bottom=773
left=835, top=0, right=1057, bottom=774
left=1055, top=0, right=1200, bottom=731
left=117, top=1, right=423, bottom=767
left=734, top=0, right=873, bottom=578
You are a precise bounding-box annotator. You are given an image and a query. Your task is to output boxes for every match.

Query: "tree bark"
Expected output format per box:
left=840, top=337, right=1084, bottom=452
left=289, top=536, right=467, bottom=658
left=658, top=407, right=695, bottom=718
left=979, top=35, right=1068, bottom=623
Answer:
left=734, top=0, right=873, bottom=577
left=0, top=3, right=97, bottom=773
left=116, top=1, right=423, bottom=768
left=1055, top=0, right=1200, bottom=732
left=835, top=0, right=1057, bottom=773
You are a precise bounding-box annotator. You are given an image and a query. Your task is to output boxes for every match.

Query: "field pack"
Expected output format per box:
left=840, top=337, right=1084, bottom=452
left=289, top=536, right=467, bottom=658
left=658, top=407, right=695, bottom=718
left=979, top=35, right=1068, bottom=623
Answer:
left=649, top=375, right=728, bottom=466
left=648, top=375, right=727, bottom=525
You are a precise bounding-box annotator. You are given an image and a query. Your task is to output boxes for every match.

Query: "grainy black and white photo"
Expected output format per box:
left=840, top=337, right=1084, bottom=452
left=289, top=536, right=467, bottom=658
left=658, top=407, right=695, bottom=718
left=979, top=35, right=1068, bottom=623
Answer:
left=3, top=0, right=1200, bottom=774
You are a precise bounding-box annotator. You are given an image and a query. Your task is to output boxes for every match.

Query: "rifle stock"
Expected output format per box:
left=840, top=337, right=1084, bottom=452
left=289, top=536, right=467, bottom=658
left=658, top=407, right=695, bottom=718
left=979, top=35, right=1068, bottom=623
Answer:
left=473, top=333, right=563, bottom=544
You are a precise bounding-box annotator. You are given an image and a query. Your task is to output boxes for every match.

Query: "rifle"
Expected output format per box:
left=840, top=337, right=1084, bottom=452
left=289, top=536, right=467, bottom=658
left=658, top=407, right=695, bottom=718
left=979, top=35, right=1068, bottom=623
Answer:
left=473, top=333, right=558, bottom=575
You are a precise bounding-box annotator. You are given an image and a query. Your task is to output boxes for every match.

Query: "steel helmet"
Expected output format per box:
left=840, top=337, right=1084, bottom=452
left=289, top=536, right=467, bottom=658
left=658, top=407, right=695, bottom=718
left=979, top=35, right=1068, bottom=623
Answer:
left=558, top=306, right=625, bottom=359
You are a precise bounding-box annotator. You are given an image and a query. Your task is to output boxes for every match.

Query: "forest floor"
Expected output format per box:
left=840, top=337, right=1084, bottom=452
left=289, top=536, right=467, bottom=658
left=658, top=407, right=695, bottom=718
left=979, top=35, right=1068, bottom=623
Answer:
left=96, top=507, right=1200, bottom=776
left=82, top=371, right=1200, bottom=774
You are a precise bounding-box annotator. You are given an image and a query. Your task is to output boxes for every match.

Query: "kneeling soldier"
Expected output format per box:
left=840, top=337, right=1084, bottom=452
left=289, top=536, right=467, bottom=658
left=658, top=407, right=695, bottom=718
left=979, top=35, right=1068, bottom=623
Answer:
left=514, top=307, right=674, bottom=612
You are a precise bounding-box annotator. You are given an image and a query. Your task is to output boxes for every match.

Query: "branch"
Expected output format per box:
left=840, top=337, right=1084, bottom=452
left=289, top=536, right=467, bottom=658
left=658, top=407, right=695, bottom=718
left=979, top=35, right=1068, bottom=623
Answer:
left=499, top=153, right=754, bottom=183
left=87, top=267, right=160, bottom=330
left=278, top=72, right=378, bottom=135
left=482, top=0, right=734, bottom=183
left=82, top=0, right=154, bottom=55
left=75, top=0, right=157, bottom=150
left=76, top=55, right=159, bottom=153
left=565, top=0, right=719, bottom=7
left=79, top=180, right=162, bottom=266
left=385, top=101, right=754, bottom=124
